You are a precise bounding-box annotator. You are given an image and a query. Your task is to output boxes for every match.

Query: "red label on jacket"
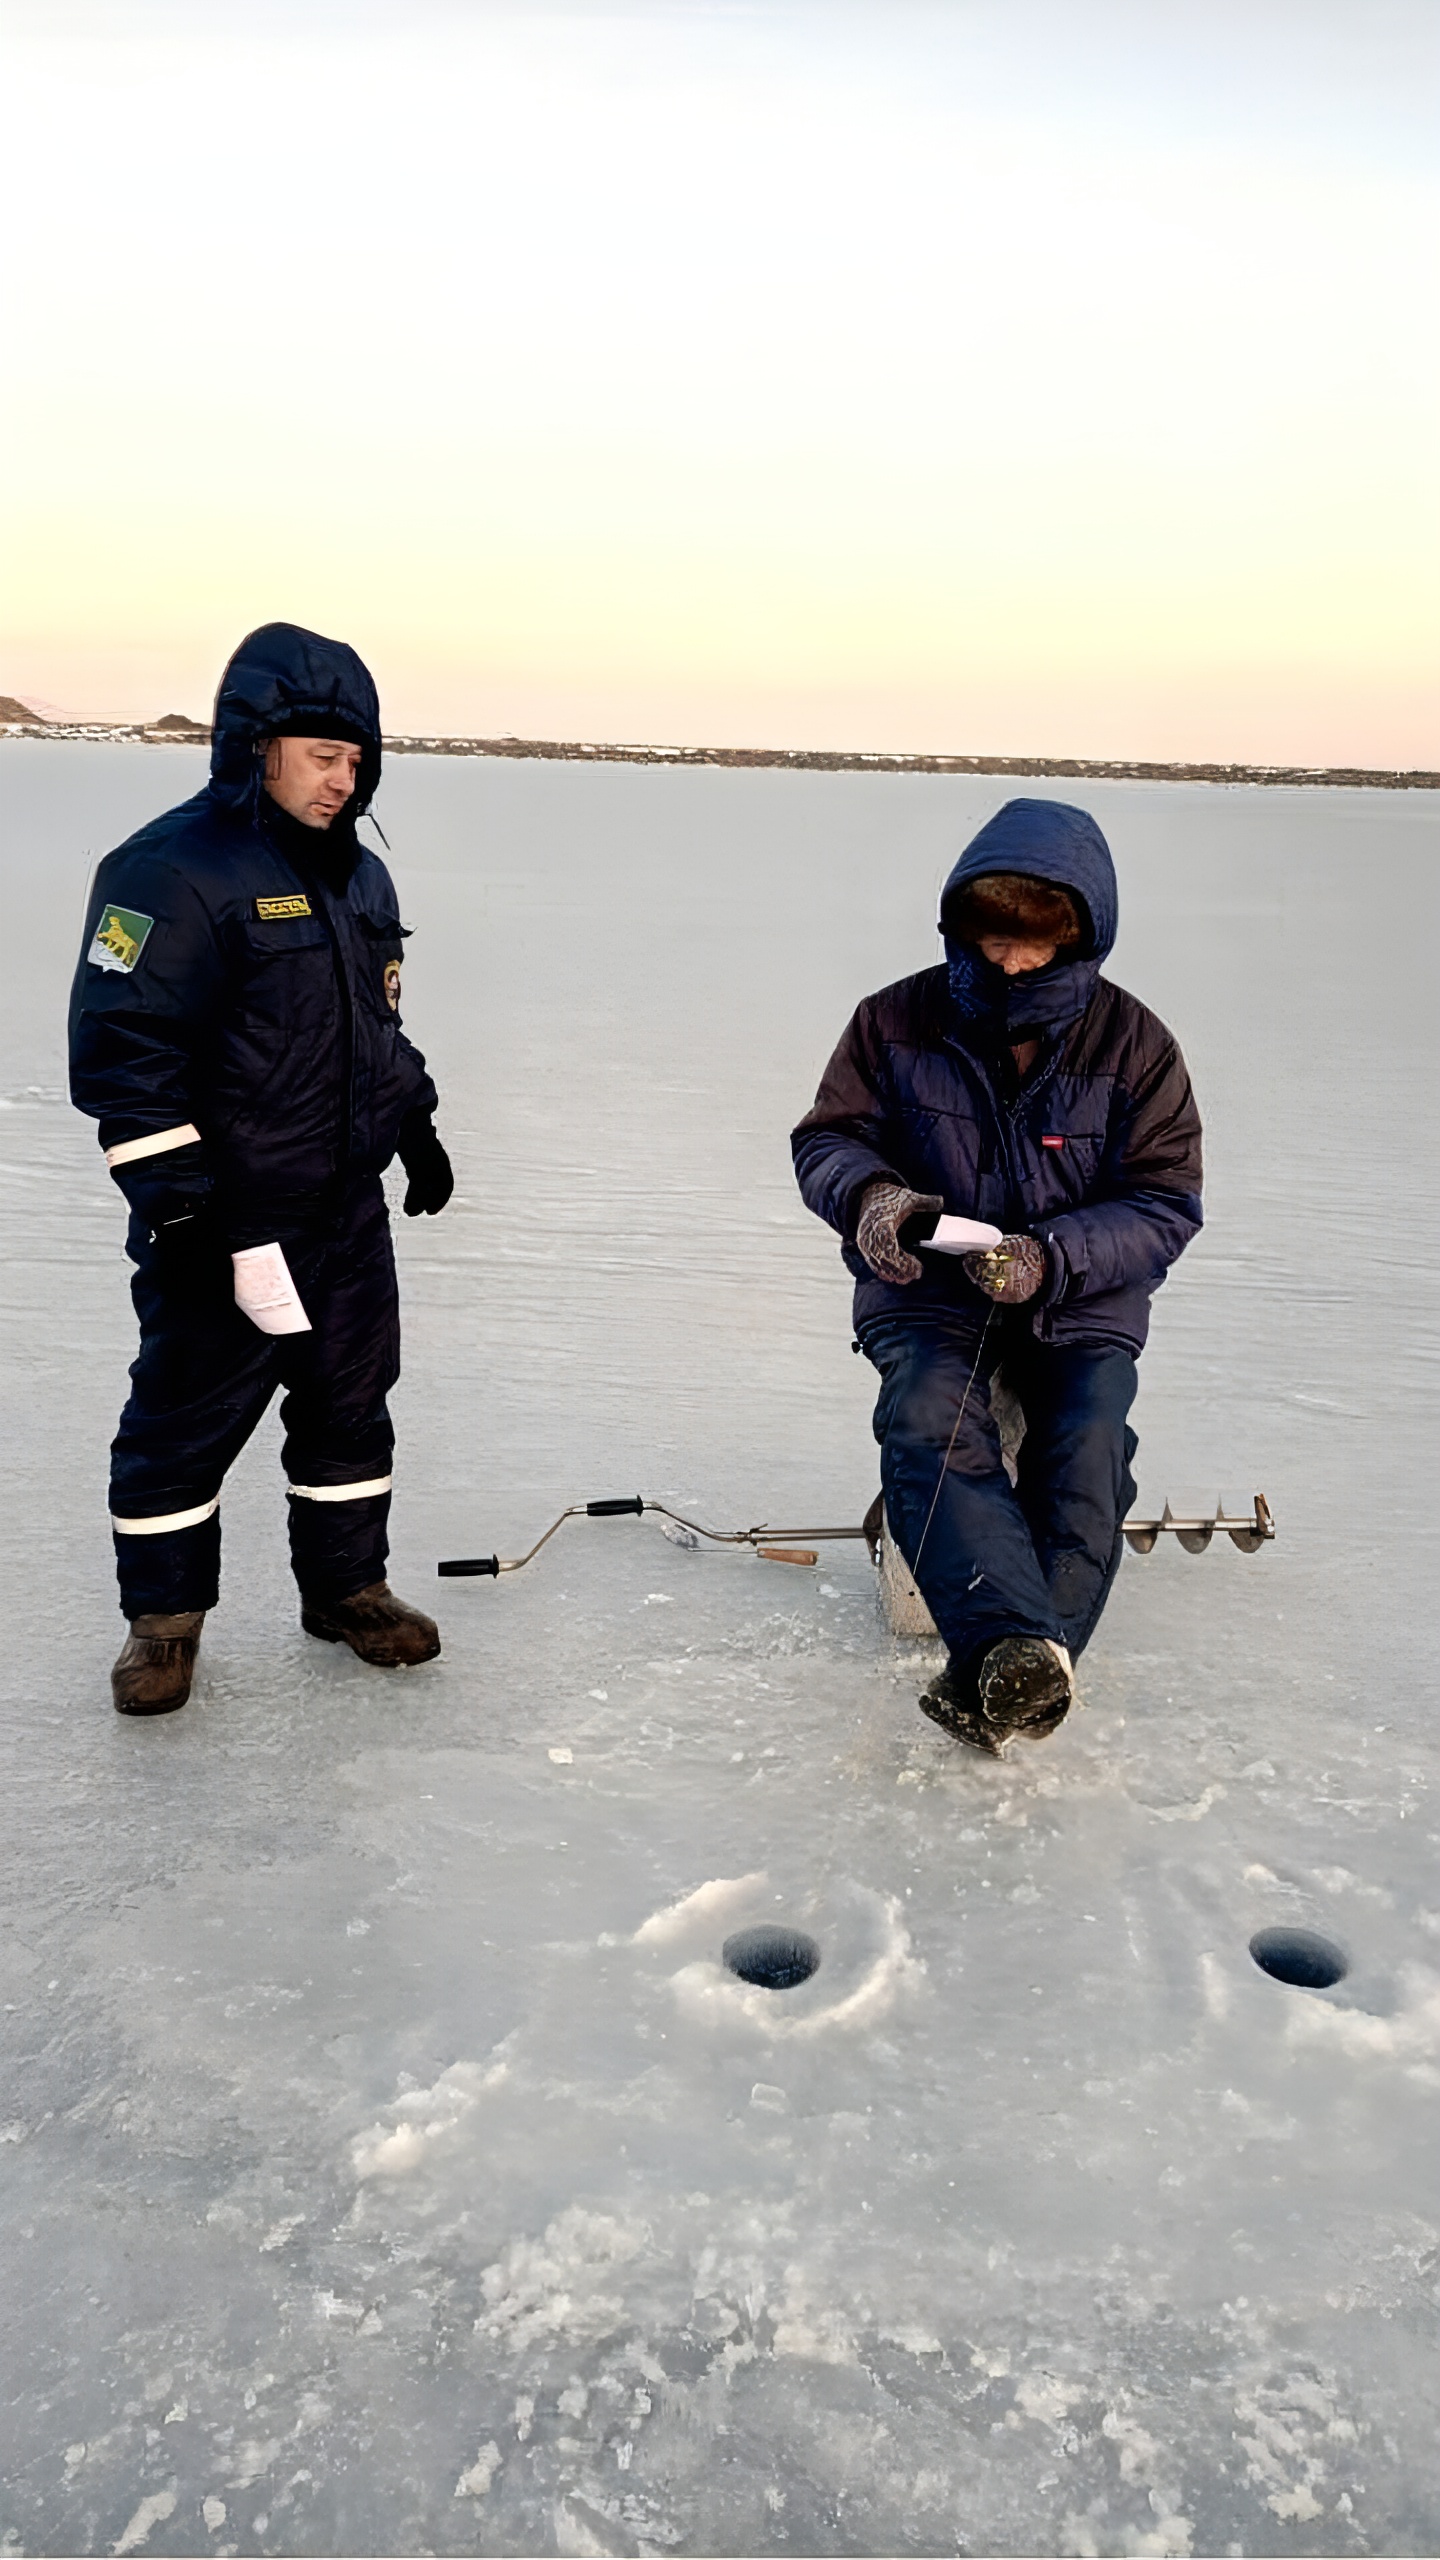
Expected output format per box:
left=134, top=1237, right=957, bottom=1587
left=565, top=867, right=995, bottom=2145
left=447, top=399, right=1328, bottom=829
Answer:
left=1041, top=1135, right=1065, bottom=1149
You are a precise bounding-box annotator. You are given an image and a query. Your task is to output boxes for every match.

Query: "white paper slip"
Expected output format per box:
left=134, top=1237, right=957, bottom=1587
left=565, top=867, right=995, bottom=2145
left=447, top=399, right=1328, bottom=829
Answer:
left=919, top=1213, right=1005, bottom=1256
left=232, top=1242, right=312, bottom=1336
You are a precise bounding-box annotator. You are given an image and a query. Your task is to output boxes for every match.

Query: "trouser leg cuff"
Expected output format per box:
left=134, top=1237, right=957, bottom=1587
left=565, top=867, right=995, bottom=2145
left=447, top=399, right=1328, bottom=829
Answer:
left=113, top=1511, right=222, bottom=1617
left=287, top=1487, right=391, bottom=1606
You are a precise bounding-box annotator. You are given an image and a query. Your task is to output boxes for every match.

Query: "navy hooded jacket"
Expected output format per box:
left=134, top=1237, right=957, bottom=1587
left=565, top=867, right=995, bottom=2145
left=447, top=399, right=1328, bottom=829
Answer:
left=790, top=798, right=1202, bottom=1353
left=69, top=623, right=437, bottom=1243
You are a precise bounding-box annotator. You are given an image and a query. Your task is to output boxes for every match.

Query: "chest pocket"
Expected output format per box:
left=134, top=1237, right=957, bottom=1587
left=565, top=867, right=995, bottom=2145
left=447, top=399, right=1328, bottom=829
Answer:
left=242, top=917, right=331, bottom=960
left=1025, top=1124, right=1104, bottom=1210
left=229, top=914, right=336, bottom=1050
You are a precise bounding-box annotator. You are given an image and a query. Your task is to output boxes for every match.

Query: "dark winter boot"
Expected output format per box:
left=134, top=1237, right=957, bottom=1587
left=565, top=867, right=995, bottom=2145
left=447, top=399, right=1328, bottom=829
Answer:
left=111, top=1611, right=205, bottom=1716
left=301, top=1581, right=441, bottom=1668
left=918, top=1655, right=1003, bottom=1755
left=976, top=1636, right=1073, bottom=1742
left=920, top=1636, right=1073, bottom=1753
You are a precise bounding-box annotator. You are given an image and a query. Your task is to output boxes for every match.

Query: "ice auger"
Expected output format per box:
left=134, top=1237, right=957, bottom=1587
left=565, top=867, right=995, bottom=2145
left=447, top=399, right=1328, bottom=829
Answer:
left=437, top=1489, right=1274, bottom=1580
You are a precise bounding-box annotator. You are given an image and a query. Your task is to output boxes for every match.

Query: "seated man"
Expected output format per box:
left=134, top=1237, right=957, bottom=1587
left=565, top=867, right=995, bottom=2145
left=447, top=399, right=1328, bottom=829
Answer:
left=791, top=797, right=1202, bottom=1753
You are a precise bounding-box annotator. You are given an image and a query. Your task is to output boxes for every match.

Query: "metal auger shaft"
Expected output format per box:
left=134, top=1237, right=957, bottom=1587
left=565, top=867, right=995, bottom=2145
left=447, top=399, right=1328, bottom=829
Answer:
left=437, top=1496, right=870, bottom=1578
left=437, top=1490, right=1275, bottom=1579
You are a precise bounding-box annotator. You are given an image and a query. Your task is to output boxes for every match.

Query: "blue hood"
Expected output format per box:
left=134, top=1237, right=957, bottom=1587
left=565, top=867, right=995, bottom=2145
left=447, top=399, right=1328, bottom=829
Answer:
left=208, top=622, right=383, bottom=817
left=938, top=797, right=1118, bottom=1043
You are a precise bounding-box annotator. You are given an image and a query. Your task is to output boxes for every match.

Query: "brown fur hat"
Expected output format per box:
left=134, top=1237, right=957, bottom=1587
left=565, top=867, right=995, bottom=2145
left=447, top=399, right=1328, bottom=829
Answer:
left=942, top=870, right=1086, bottom=951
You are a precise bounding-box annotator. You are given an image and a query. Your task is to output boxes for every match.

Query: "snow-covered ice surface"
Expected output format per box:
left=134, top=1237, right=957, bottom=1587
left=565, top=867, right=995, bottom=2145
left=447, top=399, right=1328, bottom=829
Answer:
left=1, top=742, right=1437, bottom=2558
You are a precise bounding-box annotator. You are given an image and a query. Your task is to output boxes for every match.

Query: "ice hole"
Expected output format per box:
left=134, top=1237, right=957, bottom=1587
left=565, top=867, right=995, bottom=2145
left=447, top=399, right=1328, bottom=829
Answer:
left=722, top=1924, right=821, bottom=1990
left=1248, top=1925, right=1348, bottom=1990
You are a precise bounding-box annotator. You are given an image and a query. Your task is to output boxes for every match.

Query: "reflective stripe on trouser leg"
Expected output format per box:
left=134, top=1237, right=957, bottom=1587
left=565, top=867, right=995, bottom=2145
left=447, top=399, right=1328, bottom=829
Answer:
left=287, top=1482, right=392, bottom=1609
left=111, top=1492, right=222, bottom=1533
left=110, top=1214, right=284, bottom=1620
left=274, top=1176, right=400, bottom=1607
left=112, top=1503, right=223, bottom=1619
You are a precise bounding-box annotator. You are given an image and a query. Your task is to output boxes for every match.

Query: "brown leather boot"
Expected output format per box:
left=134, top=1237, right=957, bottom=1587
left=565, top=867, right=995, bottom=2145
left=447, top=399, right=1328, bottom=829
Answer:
left=300, top=1581, right=441, bottom=1668
left=111, top=1611, right=205, bottom=1716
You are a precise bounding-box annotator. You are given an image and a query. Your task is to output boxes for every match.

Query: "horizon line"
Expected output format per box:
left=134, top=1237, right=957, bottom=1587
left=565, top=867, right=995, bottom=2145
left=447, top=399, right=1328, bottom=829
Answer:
left=2, top=714, right=1437, bottom=793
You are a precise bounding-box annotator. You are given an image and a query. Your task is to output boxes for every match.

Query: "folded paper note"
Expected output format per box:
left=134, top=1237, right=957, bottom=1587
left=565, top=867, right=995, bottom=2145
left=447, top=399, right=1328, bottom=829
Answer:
left=913, top=1212, right=1005, bottom=1256
left=232, top=1242, right=312, bottom=1336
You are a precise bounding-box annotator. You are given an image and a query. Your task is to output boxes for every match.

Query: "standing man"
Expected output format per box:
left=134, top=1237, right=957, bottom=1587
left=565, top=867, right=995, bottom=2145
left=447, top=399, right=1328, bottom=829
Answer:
left=792, top=798, right=1202, bottom=1754
left=70, top=623, right=455, bottom=1715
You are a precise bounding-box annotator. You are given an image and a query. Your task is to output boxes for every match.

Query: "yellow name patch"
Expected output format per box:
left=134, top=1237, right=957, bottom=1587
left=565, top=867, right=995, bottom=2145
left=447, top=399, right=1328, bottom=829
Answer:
left=255, top=894, right=313, bottom=921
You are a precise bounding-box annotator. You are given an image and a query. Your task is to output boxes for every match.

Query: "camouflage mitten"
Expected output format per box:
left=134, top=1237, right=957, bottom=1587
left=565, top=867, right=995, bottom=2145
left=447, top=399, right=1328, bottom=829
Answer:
left=961, top=1234, right=1049, bottom=1304
left=855, top=1180, right=945, bottom=1285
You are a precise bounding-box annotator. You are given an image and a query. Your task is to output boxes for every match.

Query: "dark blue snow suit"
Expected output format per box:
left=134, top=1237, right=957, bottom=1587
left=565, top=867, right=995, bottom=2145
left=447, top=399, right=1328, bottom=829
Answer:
left=791, top=798, right=1203, bottom=1669
left=69, top=624, right=439, bottom=1617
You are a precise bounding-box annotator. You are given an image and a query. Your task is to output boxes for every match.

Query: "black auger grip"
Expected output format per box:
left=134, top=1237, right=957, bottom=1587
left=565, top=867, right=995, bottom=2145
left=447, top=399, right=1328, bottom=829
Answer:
left=437, top=1555, right=500, bottom=1577
left=586, top=1497, right=646, bottom=1517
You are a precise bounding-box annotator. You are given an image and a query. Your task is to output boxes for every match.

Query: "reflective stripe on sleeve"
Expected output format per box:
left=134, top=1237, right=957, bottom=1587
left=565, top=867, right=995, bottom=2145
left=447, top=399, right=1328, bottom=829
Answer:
left=105, top=1123, right=203, bottom=1169
left=287, top=1477, right=393, bottom=1503
left=111, top=1493, right=220, bottom=1535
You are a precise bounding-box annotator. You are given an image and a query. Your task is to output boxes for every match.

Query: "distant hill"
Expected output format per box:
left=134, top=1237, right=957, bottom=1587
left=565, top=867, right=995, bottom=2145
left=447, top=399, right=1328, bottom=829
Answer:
left=2, top=704, right=1435, bottom=789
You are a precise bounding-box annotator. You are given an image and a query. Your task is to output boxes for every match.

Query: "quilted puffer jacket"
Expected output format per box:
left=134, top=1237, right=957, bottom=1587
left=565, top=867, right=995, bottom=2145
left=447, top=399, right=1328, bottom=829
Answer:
left=791, top=797, right=1202, bottom=1351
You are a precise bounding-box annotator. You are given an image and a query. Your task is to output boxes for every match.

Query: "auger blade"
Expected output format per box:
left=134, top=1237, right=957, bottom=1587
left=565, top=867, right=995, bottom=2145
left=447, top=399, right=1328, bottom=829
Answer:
left=1227, top=1492, right=1275, bottom=1552
left=1174, top=1505, right=1217, bottom=1554
left=1121, top=1493, right=1274, bottom=1556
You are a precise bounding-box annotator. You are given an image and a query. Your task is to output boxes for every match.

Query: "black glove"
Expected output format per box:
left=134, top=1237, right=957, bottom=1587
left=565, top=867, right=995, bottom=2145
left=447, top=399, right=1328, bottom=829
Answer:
left=855, top=1180, right=945, bottom=1285
left=110, top=1140, right=214, bottom=1242
left=961, top=1234, right=1049, bottom=1304
left=397, top=1112, right=454, bottom=1218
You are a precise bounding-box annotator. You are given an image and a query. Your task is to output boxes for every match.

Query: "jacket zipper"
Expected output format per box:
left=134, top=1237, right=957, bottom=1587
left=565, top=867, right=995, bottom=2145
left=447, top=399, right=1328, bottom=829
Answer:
left=943, top=1032, right=1055, bottom=1229
left=312, top=880, right=355, bottom=1193
left=254, top=806, right=357, bottom=1204
left=1008, top=1047, right=1063, bottom=1337
left=943, top=1036, right=1064, bottom=1338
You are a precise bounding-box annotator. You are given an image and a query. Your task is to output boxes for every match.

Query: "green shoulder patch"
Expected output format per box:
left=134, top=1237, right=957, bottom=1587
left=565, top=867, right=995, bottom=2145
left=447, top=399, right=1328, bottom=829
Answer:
left=87, top=903, right=155, bottom=974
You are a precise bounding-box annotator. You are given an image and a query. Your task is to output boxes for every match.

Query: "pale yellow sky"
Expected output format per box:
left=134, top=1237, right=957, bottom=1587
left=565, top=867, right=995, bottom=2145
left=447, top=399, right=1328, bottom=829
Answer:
left=3, top=1, right=1437, bottom=763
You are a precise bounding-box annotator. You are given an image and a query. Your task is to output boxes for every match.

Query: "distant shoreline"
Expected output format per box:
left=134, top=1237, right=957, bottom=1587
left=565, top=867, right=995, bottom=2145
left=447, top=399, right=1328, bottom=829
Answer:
left=3, top=717, right=1436, bottom=792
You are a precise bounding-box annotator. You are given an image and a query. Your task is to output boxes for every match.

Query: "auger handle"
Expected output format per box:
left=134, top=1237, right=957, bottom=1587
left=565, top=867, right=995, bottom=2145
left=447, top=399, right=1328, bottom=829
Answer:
left=437, top=1555, right=500, bottom=1577
left=586, top=1497, right=645, bottom=1517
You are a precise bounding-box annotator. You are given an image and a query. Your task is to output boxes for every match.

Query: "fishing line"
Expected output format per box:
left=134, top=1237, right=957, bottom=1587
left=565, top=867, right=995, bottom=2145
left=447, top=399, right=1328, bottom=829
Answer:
left=907, top=1301, right=997, bottom=1584
left=803, top=1299, right=995, bottom=1915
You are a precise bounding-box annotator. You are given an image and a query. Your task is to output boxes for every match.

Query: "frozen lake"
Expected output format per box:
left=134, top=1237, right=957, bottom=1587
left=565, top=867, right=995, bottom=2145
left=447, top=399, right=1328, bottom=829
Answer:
left=1, top=740, right=1437, bottom=2558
